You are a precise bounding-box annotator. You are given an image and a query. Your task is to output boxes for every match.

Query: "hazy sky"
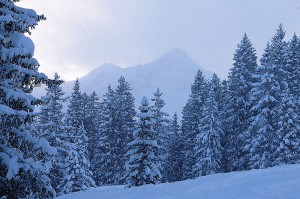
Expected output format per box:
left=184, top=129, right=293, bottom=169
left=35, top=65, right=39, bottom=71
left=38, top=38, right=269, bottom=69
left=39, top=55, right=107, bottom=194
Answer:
left=18, top=0, right=300, bottom=81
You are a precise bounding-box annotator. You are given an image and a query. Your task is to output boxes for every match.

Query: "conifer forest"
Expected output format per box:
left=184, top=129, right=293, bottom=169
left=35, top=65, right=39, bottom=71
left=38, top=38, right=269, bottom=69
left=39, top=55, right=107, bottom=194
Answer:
left=1, top=1, right=300, bottom=198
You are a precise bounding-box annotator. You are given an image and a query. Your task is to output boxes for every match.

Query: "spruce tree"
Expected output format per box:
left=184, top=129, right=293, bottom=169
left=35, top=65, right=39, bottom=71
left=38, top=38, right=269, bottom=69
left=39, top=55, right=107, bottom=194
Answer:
left=164, top=113, right=184, bottom=182
left=226, top=33, right=257, bottom=171
left=210, top=74, right=223, bottom=111
left=219, top=79, right=231, bottom=171
left=272, top=33, right=300, bottom=165
left=247, top=25, right=288, bottom=169
left=36, top=73, right=69, bottom=194
left=151, top=87, right=169, bottom=182
left=181, top=70, right=208, bottom=179
left=60, top=79, right=95, bottom=194
left=273, top=91, right=300, bottom=165
left=114, top=76, right=136, bottom=184
left=65, top=79, right=84, bottom=128
left=285, top=34, right=300, bottom=97
left=125, top=97, right=161, bottom=188
left=91, top=85, right=117, bottom=185
left=82, top=91, right=101, bottom=161
left=193, top=81, right=223, bottom=177
left=0, top=1, right=56, bottom=198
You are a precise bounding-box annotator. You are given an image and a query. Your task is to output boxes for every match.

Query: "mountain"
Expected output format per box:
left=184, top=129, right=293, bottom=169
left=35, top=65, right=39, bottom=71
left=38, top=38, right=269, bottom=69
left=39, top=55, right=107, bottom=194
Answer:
left=36, top=49, right=213, bottom=116
left=57, top=164, right=300, bottom=199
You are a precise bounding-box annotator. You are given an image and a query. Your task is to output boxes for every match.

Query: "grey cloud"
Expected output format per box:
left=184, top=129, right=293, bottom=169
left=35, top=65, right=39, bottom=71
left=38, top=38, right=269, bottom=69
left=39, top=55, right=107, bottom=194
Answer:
left=18, top=0, right=300, bottom=81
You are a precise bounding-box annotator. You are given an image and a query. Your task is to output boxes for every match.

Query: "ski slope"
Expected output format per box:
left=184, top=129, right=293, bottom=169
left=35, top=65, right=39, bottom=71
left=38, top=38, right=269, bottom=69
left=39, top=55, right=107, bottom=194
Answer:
left=57, top=164, right=300, bottom=199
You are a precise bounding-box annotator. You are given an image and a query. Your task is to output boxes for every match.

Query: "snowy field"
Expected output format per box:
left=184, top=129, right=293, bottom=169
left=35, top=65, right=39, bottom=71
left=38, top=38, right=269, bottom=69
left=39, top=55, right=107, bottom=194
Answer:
left=57, top=164, right=300, bottom=199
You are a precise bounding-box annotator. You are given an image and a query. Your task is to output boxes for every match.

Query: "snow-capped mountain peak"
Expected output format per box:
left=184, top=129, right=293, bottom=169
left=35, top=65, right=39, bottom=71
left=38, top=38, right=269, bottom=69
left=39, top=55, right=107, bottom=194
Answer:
left=36, top=49, right=213, bottom=116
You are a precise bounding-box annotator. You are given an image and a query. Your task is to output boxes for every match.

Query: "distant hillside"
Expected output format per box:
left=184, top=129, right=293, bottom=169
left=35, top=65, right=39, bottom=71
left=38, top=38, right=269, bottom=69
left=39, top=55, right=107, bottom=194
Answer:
left=57, top=164, right=300, bottom=199
left=35, top=49, right=213, bottom=116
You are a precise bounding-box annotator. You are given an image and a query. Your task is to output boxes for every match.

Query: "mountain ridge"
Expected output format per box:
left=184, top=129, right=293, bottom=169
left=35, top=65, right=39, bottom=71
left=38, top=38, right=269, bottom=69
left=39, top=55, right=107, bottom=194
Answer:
left=35, top=49, right=214, bottom=117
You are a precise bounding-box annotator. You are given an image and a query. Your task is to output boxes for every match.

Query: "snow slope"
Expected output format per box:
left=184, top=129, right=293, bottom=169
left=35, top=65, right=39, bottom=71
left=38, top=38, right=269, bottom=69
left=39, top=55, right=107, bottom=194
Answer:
left=34, top=49, right=213, bottom=116
left=57, top=164, right=300, bottom=199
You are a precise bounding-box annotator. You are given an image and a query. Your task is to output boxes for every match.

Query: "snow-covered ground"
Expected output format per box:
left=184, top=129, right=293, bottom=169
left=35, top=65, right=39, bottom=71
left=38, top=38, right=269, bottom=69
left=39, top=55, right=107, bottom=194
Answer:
left=57, top=164, right=300, bottom=199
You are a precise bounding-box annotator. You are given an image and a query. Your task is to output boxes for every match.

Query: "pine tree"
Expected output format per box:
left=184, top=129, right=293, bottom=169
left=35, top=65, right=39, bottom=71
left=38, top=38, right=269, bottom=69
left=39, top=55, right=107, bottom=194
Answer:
left=82, top=91, right=101, bottom=161
left=125, top=97, right=161, bottom=188
left=164, top=113, right=184, bottom=182
left=181, top=70, right=208, bottom=179
left=36, top=73, right=69, bottom=194
left=247, top=25, right=288, bottom=169
left=60, top=79, right=95, bottom=194
left=219, top=79, right=231, bottom=171
left=273, top=91, right=300, bottom=165
left=65, top=79, right=84, bottom=128
left=225, top=33, right=258, bottom=171
left=193, top=81, right=223, bottom=177
left=59, top=125, right=95, bottom=194
left=272, top=33, right=300, bottom=165
left=0, top=1, right=56, bottom=198
left=210, top=74, right=223, bottom=111
left=114, top=76, right=136, bottom=184
left=151, top=88, right=169, bottom=182
left=285, top=34, right=300, bottom=97
left=91, top=85, right=117, bottom=185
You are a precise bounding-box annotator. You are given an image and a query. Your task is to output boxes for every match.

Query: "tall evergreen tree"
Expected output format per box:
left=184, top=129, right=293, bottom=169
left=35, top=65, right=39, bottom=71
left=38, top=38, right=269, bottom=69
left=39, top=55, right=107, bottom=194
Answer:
left=65, top=79, right=84, bottom=128
left=219, top=79, right=231, bottom=171
left=272, top=33, right=300, bottom=165
left=82, top=91, right=101, bottom=161
left=273, top=91, right=300, bottom=165
left=164, top=113, right=184, bottom=182
left=91, top=85, right=117, bottom=185
left=125, top=97, right=161, bottom=188
left=114, top=76, right=136, bottom=184
left=151, top=88, right=169, bottom=182
left=193, top=80, right=223, bottom=177
left=181, top=70, right=208, bottom=179
left=285, top=34, right=300, bottom=97
left=36, top=73, right=69, bottom=194
left=247, top=25, right=288, bottom=169
left=225, top=33, right=258, bottom=171
left=60, top=79, right=95, bottom=194
left=210, top=74, right=223, bottom=111
left=0, top=1, right=56, bottom=198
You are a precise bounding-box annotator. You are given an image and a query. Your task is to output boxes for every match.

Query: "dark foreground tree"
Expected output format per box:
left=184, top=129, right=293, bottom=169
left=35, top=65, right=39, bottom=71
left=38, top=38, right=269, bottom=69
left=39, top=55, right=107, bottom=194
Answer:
left=0, top=1, right=56, bottom=198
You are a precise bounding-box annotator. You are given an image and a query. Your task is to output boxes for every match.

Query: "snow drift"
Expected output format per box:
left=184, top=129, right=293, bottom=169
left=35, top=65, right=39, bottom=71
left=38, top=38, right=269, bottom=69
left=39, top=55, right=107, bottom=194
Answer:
left=57, top=164, right=300, bottom=199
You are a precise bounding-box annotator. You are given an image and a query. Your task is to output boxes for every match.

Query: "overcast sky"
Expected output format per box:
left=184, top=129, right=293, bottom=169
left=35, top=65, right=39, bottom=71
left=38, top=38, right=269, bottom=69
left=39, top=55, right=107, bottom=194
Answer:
left=18, top=0, right=300, bottom=81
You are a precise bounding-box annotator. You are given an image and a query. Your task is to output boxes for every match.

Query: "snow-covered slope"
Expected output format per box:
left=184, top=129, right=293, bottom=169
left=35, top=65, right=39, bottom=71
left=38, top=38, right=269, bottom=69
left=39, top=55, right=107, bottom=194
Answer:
left=57, top=49, right=213, bottom=116
left=57, top=164, right=300, bottom=199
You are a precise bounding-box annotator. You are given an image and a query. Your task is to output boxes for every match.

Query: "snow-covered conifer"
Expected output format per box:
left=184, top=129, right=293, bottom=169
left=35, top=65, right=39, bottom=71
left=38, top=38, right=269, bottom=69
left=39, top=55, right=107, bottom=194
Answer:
left=65, top=79, right=84, bottom=128
left=285, top=34, right=300, bottom=97
left=225, top=34, right=258, bottom=171
left=114, top=76, right=136, bottom=184
left=60, top=80, right=95, bottom=194
left=125, top=97, right=161, bottom=188
left=91, top=85, right=117, bottom=185
left=272, top=91, right=300, bottom=165
left=193, top=81, right=223, bottom=177
left=271, top=33, right=300, bottom=165
left=247, top=25, right=288, bottom=169
left=181, top=70, right=208, bottom=179
left=82, top=91, right=101, bottom=161
left=164, top=113, right=184, bottom=182
left=36, top=73, right=70, bottom=194
left=0, top=1, right=56, bottom=198
left=151, top=88, right=169, bottom=182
